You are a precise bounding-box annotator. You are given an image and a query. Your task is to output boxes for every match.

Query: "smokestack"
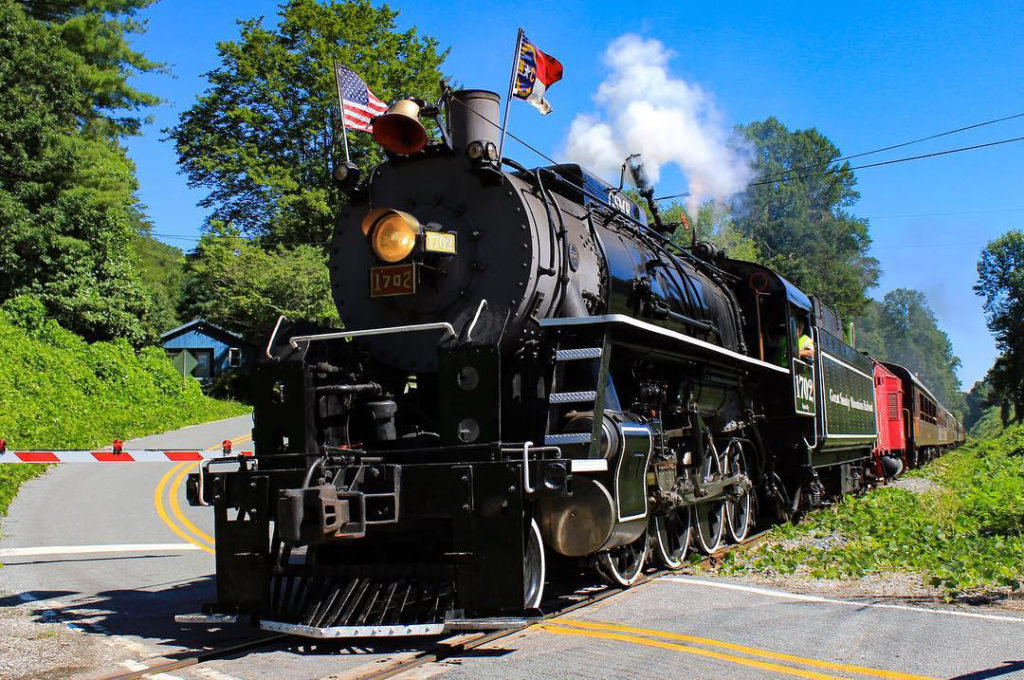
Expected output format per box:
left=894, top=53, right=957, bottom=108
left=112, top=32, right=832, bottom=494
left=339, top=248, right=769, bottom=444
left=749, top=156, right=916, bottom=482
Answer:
left=449, top=90, right=500, bottom=154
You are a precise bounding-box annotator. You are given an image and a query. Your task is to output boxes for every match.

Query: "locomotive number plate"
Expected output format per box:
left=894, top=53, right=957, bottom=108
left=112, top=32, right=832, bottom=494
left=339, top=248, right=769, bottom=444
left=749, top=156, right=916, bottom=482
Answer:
left=370, top=264, right=416, bottom=297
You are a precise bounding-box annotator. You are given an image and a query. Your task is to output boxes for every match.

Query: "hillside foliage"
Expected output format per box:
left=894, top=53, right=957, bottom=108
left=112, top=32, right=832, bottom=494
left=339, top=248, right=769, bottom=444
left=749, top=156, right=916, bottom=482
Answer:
left=854, top=289, right=965, bottom=417
left=724, top=426, right=1024, bottom=595
left=0, top=296, right=248, bottom=451
left=975, top=230, right=1024, bottom=425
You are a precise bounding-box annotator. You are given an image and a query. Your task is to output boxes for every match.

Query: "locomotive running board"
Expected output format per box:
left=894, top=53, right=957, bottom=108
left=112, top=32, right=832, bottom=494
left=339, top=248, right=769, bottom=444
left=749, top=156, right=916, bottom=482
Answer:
left=540, top=315, right=790, bottom=374
left=260, top=620, right=447, bottom=638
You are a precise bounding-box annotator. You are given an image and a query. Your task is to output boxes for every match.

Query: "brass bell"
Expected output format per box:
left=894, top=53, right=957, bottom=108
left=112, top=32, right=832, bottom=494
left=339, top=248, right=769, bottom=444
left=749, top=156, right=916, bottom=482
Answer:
left=372, top=99, right=428, bottom=155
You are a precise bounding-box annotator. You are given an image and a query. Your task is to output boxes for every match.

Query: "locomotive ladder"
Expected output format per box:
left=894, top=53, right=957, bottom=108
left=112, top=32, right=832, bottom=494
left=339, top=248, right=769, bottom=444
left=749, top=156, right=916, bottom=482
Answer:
left=544, top=329, right=613, bottom=457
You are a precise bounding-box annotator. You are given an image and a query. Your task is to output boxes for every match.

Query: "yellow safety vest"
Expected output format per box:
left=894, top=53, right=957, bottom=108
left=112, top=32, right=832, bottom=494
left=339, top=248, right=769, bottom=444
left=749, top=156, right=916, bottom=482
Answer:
left=799, top=334, right=814, bottom=353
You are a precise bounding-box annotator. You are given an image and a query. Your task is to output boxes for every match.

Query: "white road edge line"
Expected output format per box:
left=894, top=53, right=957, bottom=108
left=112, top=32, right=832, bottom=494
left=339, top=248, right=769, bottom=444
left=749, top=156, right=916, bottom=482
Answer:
left=665, top=577, right=1024, bottom=624
left=0, top=543, right=202, bottom=557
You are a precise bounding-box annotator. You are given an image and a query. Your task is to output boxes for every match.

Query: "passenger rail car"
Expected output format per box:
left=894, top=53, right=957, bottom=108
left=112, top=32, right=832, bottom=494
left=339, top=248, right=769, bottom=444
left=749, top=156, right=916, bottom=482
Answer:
left=185, top=87, right=962, bottom=638
left=881, top=362, right=964, bottom=465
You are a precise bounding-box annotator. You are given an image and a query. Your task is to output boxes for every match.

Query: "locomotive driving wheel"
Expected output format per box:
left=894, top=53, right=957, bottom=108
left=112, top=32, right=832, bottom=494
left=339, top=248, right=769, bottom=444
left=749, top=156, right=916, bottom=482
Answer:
left=524, top=518, right=546, bottom=609
left=693, top=436, right=726, bottom=553
left=724, top=440, right=753, bottom=543
left=597, top=530, right=648, bottom=587
left=652, top=506, right=692, bottom=569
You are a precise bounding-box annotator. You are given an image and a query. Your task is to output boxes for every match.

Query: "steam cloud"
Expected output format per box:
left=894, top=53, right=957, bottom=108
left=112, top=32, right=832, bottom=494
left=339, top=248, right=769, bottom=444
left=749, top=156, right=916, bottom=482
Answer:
left=565, top=35, right=753, bottom=211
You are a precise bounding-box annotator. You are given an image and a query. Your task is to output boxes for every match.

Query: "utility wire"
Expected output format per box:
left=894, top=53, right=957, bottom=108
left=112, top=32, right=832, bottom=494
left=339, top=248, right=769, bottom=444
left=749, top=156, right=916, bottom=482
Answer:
left=654, top=111, right=1024, bottom=200
left=751, top=135, right=1024, bottom=186
left=150, top=103, right=1023, bottom=246
left=750, top=111, right=1024, bottom=187
left=654, top=134, right=1024, bottom=201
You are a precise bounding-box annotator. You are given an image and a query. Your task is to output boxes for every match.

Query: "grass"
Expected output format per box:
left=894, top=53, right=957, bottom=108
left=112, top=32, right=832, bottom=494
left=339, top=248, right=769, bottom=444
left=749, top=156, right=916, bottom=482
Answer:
left=0, top=296, right=251, bottom=518
left=722, top=426, right=1024, bottom=596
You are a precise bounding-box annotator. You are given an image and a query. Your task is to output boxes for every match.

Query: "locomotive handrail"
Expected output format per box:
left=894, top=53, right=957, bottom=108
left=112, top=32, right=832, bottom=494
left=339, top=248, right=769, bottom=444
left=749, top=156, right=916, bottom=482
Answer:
left=265, top=314, right=288, bottom=361
left=521, top=441, right=535, bottom=493
left=195, top=455, right=258, bottom=507
left=498, top=442, right=563, bottom=496
left=287, top=321, right=456, bottom=349
left=465, top=299, right=488, bottom=342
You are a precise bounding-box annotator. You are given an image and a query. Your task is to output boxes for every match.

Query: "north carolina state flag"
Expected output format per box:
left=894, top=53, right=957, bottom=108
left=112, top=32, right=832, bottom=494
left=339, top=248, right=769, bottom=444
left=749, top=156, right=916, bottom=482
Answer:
left=513, top=35, right=563, bottom=115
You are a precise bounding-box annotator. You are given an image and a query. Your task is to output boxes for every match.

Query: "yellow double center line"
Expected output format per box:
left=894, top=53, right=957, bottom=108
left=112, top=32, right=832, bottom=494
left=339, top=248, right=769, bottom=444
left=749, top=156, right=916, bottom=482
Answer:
left=153, top=434, right=252, bottom=555
left=538, top=619, right=939, bottom=680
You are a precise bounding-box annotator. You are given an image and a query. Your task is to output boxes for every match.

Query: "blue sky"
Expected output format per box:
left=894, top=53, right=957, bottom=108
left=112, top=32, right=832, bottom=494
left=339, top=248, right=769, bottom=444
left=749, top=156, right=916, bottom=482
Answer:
left=124, top=0, right=1022, bottom=387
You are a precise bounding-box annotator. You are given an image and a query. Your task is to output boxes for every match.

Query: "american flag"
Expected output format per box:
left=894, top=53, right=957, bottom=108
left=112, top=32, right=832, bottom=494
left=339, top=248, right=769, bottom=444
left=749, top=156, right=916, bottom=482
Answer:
left=334, top=64, right=388, bottom=133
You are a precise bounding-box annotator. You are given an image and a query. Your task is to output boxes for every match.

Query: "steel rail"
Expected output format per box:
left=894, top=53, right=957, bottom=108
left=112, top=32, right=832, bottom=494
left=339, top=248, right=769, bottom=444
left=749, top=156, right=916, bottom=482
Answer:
left=342, top=528, right=772, bottom=680
left=96, top=634, right=289, bottom=680
left=94, top=530, right=772, bottom=680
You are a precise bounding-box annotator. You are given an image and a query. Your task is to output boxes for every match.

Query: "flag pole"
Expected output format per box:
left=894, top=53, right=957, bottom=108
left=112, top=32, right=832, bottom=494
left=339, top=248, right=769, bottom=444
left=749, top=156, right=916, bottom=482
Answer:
left=333, top=59, right=352, bottom=164
left=497, top=27, right=524, bottom=160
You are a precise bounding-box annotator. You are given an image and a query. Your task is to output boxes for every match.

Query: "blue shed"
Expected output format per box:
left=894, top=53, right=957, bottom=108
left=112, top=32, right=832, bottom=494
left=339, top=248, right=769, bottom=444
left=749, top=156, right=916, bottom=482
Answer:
left=161, top=319, right=256, bottom=382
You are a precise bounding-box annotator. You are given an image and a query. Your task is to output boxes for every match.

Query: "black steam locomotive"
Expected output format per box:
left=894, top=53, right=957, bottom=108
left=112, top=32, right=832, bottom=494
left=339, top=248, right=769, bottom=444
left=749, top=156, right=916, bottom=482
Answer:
left=185, top=89, right=935, bottom=637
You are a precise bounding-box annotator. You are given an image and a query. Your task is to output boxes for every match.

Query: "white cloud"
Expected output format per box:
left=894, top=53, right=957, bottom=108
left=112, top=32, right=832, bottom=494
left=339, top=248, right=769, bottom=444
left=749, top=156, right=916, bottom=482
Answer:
left=564, top=34, right=753, bottom=211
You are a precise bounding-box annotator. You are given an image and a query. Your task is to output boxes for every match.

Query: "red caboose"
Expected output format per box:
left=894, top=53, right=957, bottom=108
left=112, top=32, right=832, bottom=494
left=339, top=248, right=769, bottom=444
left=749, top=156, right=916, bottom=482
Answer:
left=873, top=361, right=906, bottom=478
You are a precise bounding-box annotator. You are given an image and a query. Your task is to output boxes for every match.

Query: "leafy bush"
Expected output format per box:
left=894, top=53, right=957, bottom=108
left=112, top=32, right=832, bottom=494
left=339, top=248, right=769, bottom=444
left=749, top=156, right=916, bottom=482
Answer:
left=724, top=426, right=1024, bottom=595
left=0, top=296, right=250, bottom=513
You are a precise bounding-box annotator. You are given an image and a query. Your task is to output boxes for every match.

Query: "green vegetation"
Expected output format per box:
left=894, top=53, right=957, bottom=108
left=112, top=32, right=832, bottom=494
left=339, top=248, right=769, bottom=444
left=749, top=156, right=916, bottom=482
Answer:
left=975, top=230, right=1024, bottom=425
left=0, top=0, right=165, bottom=344
left=168, top=0, right=446, bottom=246
left=165, top=0, right=447, bottom=339
left=969, top=406, right=1007, bottom=440
left=854, top=289, right=965, bottom=418
left=724, top=427, right=1024, bottom=595
left=733, top=117, right=878, bottom=322
left=132, top=232, right=185, bottom=338
left=180, top=227, right=339, bottom=342
left=0, top=297, right=249, bottom=512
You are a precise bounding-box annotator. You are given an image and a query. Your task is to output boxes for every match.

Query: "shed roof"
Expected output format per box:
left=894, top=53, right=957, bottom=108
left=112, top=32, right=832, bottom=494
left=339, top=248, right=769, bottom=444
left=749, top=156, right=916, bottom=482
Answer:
left=160, top=319, right=252, bottom=346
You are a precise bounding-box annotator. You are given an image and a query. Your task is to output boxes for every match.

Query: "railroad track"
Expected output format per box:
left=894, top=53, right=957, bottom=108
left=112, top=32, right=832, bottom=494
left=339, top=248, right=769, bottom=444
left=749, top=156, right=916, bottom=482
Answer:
left=98, top=530, right=770, bottom=680
left=336, top=529, right=771, bottom=680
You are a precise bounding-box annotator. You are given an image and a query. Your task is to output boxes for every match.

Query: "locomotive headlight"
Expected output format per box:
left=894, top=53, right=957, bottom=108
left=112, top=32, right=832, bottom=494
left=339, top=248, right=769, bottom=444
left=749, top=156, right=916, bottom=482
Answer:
left=362, top=209, right=421, bottom=263
left=466, top=141, right=485, bottom=160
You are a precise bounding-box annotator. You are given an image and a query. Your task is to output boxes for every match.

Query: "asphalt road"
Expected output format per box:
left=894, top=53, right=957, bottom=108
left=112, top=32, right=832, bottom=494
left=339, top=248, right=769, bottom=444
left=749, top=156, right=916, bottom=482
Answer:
left=0, top=417, right=247, bottom=668
left=1, top=416, right=1022, bottom=679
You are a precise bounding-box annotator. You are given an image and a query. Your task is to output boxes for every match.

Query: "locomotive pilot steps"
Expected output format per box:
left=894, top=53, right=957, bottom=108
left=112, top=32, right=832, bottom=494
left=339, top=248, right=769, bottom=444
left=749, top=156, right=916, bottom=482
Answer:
left=0, top=88, right=964, bottom=639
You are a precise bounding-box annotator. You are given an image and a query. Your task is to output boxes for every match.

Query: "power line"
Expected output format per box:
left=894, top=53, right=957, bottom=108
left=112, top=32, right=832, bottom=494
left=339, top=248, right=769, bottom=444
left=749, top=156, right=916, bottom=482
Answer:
left=654, top=134, right=1024, bottom=201
left=807, top=135, right=1024, bottom=176
left=754, top=111, right=1024, bottom=186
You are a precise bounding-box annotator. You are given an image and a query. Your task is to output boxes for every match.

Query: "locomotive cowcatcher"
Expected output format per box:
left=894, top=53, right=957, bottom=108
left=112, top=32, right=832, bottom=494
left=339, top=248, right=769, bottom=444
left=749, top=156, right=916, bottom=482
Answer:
left=184, top=87, right=958, bottom=638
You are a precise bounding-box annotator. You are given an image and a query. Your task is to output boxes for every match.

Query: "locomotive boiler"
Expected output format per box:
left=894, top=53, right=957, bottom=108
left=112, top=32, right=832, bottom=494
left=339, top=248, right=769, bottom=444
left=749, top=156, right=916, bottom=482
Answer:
left=185, top=87, right=938, bottom=638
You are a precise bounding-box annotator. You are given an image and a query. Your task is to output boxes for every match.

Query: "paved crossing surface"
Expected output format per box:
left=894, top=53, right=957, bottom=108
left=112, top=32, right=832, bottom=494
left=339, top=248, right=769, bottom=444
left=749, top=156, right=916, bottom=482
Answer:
left=1, top=415, right=1022, bottom=679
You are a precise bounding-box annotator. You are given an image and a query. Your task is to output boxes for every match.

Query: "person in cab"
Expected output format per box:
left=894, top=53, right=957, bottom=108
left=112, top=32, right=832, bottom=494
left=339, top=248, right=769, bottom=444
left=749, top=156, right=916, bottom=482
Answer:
left=796, top=319, right=815, bottom=361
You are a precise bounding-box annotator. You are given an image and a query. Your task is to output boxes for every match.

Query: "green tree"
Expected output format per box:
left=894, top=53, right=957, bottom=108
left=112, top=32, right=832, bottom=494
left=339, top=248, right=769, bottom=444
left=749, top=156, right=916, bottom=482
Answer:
left=855, top=289, right=964, bottom=416
left=676, top=201, right=760, bottom=263
left=131, top=231, right=185, bottom=337
left=18, top=0, right=163, bottom=136
left=179, top=227, right=339, bottom=342
left=735, top=117, right=879, bottom=320
left=975, top=230, right=1024, bottom=422
left=169, top=0, right=447, bottom=245
left=0, top=0, right=160, bottom=343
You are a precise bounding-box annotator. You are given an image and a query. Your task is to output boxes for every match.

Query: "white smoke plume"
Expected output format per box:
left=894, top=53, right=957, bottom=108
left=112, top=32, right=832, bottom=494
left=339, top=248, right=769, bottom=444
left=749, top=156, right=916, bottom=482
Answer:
left=565, top=35, right=753, bottom=212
